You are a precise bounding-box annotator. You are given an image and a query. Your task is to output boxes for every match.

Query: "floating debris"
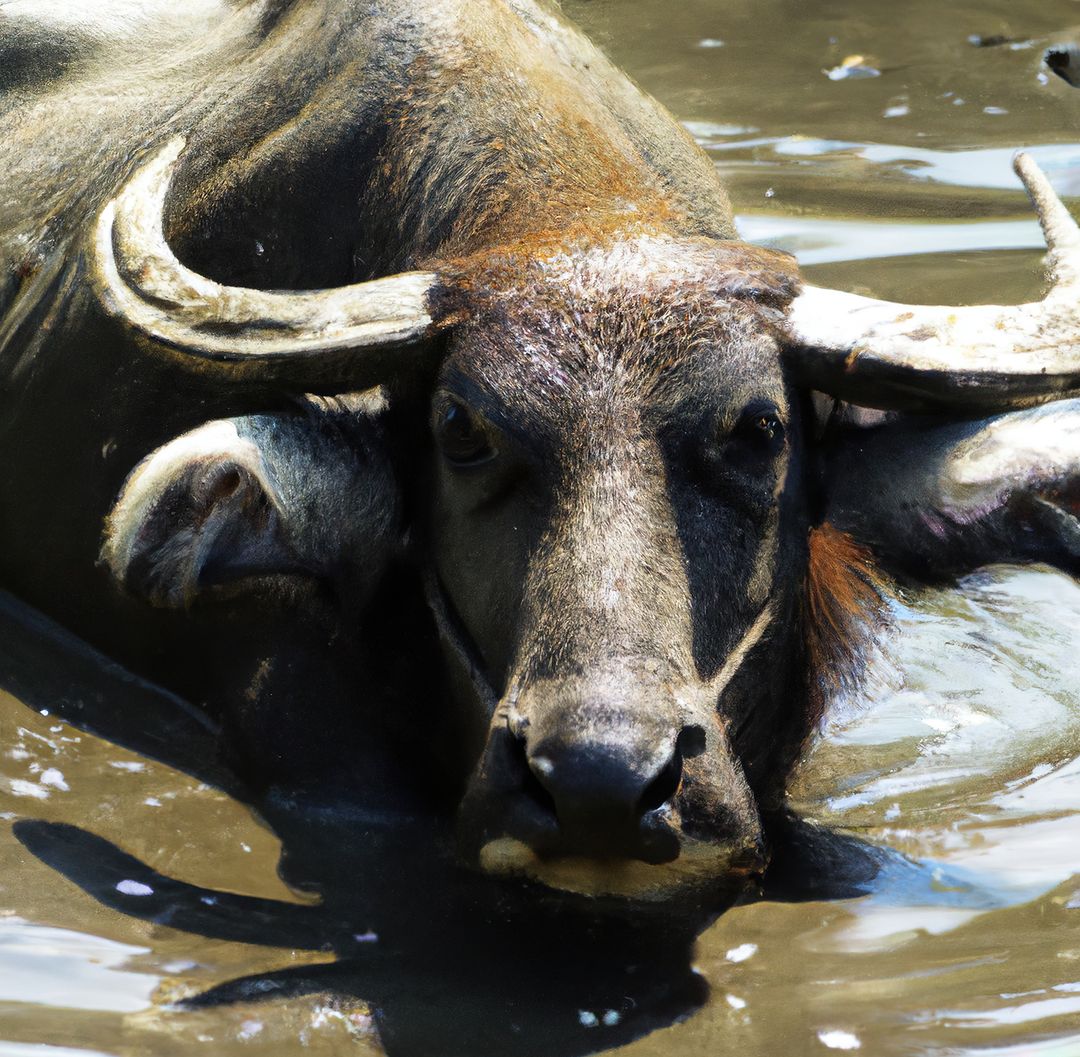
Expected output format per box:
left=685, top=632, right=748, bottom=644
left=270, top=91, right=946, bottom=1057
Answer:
left=1046, top=45, right=1080, bottom=88
left=883, top=104, right=910, bottom=118
left=824, top=55, right=881, bottom=81
left=968, top=33, right=1030, bottom=49
left=697, top=38, right=725, bottom=49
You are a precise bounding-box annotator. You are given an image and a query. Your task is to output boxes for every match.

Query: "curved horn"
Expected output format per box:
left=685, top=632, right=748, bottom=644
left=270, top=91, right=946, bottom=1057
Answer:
left=782, top=153, right=1080, bottom=411
left=92, top=137, right=442, bottom=386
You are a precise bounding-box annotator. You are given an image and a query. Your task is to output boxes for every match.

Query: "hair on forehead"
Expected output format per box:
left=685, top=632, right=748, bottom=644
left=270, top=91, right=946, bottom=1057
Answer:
left=430, top=235, right=802, bottom=392
left=433, top=234, right=800, bottom=315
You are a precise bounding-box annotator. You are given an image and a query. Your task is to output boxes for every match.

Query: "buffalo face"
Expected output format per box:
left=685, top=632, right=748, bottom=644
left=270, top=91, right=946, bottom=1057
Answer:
left=425, top=238, right=810, bottom=902
left=91, top=127, right=1080, bottom=911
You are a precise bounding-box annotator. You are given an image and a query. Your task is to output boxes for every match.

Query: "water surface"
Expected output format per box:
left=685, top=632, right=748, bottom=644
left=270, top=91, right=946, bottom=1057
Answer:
left=4, top=0, right=1080, bottom=1054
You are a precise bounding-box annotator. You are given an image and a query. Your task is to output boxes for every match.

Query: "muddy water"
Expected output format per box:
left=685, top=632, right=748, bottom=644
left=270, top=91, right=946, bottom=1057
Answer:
left=4, top=1, right=1080, bottom=1055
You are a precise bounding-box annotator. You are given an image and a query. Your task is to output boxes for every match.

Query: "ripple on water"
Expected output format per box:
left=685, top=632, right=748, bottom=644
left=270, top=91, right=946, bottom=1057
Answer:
left=0, top=918, right=156, bottom=1013
left=793, top=565, right=1080, bottom=907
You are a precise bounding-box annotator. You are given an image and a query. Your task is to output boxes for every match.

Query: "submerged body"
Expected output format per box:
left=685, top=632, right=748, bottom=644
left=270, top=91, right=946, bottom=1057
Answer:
left=2, top=0, right=1080, bottom=909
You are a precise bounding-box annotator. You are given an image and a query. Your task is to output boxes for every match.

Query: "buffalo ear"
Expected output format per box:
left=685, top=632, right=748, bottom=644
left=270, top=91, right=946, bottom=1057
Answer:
left=102, top=420, right=304, bottom=608
left=821, top=399, right=1080, bottom=580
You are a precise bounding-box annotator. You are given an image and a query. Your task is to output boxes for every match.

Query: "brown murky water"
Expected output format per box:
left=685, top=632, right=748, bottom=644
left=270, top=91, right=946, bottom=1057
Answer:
left=4, top=1, right=1080, bottom=1055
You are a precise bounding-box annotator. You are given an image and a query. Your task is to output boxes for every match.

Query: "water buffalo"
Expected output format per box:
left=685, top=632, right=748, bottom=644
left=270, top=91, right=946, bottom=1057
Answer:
left=3, top=0, right=1080, bottom=910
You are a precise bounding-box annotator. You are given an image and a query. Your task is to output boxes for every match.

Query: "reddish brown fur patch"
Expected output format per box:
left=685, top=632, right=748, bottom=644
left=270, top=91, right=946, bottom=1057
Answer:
left=803, top=523, right=888, bottom=731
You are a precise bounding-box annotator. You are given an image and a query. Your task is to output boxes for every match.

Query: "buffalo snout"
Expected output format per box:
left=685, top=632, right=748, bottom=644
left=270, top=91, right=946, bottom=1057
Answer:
left=457, top=676, right=764, bottom=902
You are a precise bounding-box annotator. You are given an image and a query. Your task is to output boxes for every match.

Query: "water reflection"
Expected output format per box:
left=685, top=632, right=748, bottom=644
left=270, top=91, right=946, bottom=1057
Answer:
left=0, top=919, right=155, bottom=1013
left=6, top=561, right=1080, bottom=1056
left=716, top=136, right=1080, bottom=194
left=4, top=0, right=1080, bottom=1054
left=736, top=214, right=1046, bottom=266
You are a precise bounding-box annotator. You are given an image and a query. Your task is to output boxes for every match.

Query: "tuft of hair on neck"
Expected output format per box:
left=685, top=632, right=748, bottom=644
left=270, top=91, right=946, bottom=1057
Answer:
left=802, top=522, right=889, bottom=732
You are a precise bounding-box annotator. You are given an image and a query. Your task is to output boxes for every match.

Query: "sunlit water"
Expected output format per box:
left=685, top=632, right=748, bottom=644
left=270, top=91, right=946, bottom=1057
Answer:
left=3, top=0, right=1080, bottom=1054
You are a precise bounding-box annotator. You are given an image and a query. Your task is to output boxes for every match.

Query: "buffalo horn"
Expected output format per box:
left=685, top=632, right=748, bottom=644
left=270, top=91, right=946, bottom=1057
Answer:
left=93, top=138, right=440, bottom=386
left=782, top=153, right=1080, bottom=411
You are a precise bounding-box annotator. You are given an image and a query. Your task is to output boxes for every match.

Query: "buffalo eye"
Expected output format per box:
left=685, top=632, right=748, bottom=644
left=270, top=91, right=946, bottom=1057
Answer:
left=434, top=398, right=494, bottom=465
left=733, top=402, right=786, bottom=451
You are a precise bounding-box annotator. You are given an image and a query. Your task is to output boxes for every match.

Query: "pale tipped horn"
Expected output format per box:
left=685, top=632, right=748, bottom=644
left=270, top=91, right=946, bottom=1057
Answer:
left=92, top=137, right=442, bottom=386
left=782, top=153, right=1080, bottom=411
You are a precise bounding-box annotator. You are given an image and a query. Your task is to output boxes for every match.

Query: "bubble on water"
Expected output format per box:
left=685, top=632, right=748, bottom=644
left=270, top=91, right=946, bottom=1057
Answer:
left=109, top=761, right=145, bottom=773
left=578, top=1010, right=599, bottom=1027
left=8, top=779, right=48, bottom=800
left=818, top=1029, right=861, bottom=1050
left=238, top=1019, right=263, bottom=1040
left=602, top=1009, right=621, bottom=1026
left=883, top=104, right=910, bottom=118
left=983, top=106, right=1008, bottom=115
left=726, top=994, right=748, bottom=1009
left=697, top=38, right=725, bottom=48
left=39, top=768, right=69, bottom=791
left=116, top=879, right=154, bottom=897
left=726, top=943, right=758, bottom=963
left=163, top=959, right=198, bottom=973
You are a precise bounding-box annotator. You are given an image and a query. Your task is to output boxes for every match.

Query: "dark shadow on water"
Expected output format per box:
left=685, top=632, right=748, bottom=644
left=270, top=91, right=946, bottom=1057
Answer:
left=0, top=590, right=237, bottom=794
left=13, top=815, right=711, bottom=1057
left=1, top=589, right=961, bottom=1057
left=1, top=590, right=711, bottom=1056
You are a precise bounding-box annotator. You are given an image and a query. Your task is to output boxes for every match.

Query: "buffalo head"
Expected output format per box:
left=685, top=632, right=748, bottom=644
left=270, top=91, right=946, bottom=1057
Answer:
left=92, top=138, right=1080, bottom=906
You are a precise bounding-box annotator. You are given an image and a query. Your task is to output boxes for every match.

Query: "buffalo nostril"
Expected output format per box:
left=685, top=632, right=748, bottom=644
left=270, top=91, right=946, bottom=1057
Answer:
left=637, top=748, right=683, bottom=814
left=528, top=736, right=687, bottom=827
left=520, top=747, right=559, bottom=820
left=637, top=726, right=703, bottom=815
left=677, top=724, right=707, bottom=759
